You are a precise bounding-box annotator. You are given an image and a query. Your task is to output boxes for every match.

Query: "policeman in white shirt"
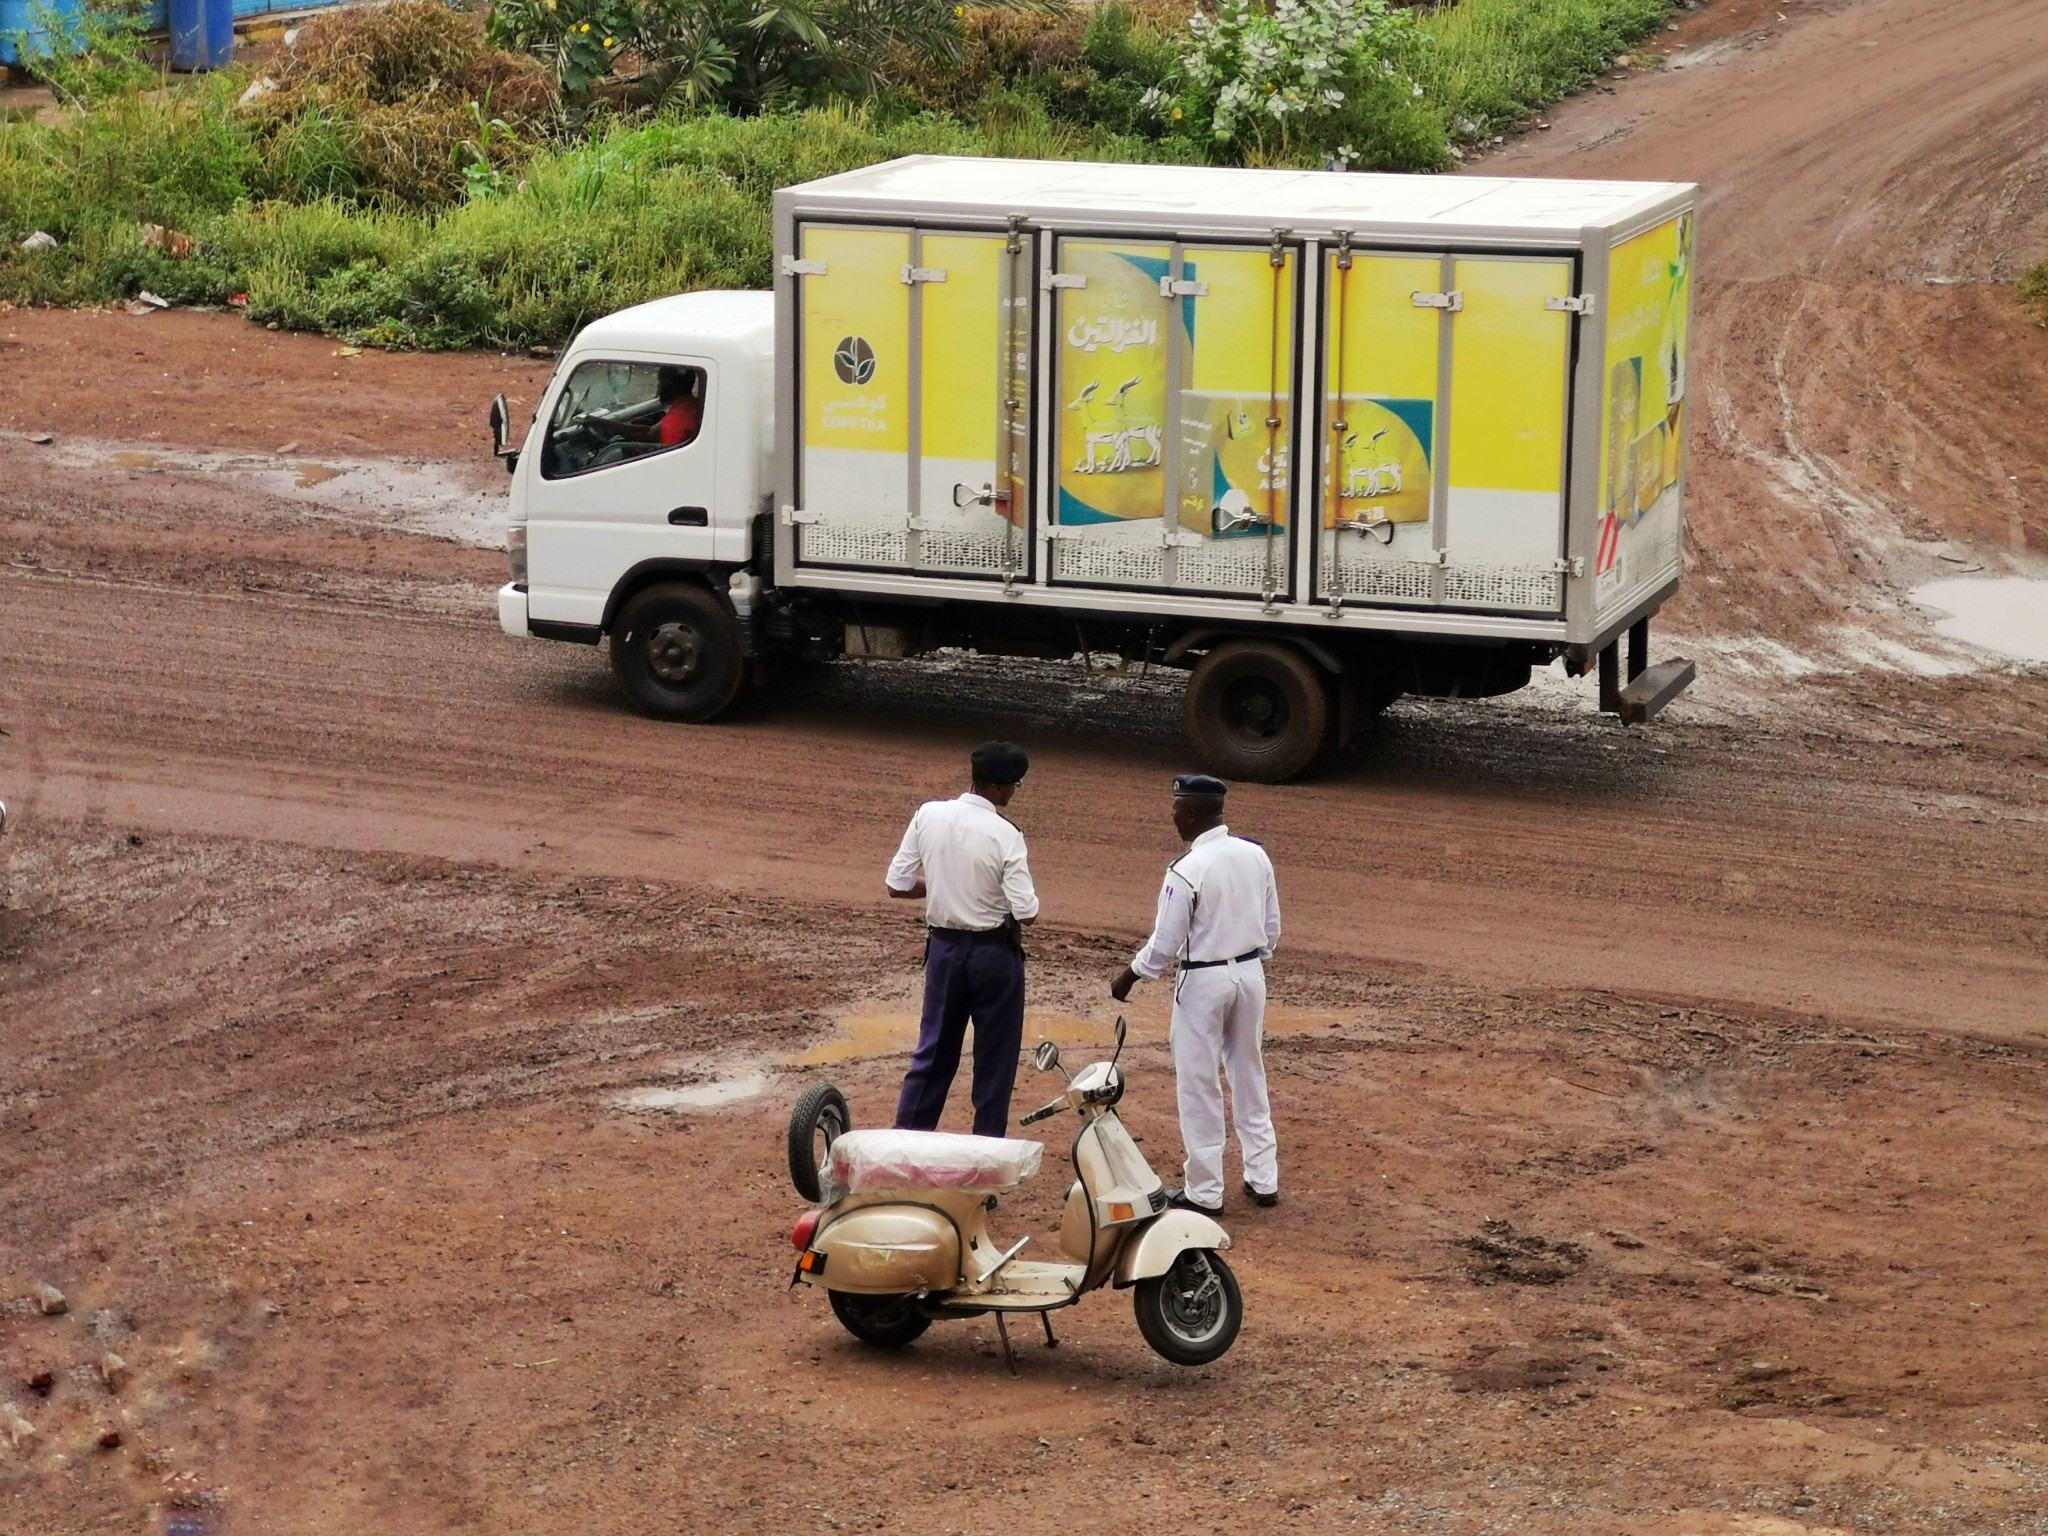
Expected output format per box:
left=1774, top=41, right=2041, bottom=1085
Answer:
left=885, top=741, right=1040, bottom=1138
left=1111, top=774, right=1281, bottom=1215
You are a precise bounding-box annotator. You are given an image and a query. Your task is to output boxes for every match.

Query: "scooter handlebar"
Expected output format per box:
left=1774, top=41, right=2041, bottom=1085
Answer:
left=1019, top=1099, right=1065, bottom=1126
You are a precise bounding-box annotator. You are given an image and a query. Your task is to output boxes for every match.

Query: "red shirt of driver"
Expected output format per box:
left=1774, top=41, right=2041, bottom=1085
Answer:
left=660, top=398, right=701, bottom=446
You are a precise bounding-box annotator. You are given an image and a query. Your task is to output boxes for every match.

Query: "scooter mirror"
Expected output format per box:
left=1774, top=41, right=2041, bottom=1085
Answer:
left=1032, top=1040, right=1061, bottom=1074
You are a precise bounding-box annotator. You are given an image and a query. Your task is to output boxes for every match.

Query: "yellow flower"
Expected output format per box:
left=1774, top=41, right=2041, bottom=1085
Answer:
left=953, top=4, right=963, bottom=13
left=577, top=20, right=590, bottom=30
left=602, top=35, right=614, bottom=45
left=1171, top=106, right=1183, bottom=119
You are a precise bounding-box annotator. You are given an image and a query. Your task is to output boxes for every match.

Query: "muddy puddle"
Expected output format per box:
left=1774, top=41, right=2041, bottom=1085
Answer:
left=38, top=436, right=505, bottom=547
left=614, top=1000, right=1343, bottom=1115
left=1911, top=577, right=2048, bottom=665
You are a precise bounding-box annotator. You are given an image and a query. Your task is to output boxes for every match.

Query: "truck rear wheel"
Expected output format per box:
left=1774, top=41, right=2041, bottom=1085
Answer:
left=609, top=582, right=745, bottom=722
left=1185, top=640, right=1331, bottom=784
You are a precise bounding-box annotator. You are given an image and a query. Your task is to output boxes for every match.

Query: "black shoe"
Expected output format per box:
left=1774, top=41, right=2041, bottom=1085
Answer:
left=1167, top=1189, right=1224, bottom=1217
left=1242, top=1181, right=1279, bottom=1208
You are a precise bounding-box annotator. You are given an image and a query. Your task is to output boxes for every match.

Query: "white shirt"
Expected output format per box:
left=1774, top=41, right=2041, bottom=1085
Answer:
left=886, top=793, right=1041, bottom=930
left=1131, top=825, right=1281, bottom=980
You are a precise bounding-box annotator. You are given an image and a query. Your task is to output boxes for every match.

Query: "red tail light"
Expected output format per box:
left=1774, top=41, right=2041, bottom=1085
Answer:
left=791, top=1210, right=822, bottom=1250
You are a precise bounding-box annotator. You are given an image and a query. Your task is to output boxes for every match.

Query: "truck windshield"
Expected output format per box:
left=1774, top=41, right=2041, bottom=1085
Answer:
left=542, top=360, right=706, bottom=479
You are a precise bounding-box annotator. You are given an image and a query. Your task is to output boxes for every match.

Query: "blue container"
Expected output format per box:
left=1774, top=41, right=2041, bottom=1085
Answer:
left=0, top=0, right=81, bottom=65
left=168, top=0, right=231, bottom=70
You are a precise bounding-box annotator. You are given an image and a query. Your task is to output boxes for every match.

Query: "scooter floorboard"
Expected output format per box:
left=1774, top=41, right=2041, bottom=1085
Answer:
left=939, top=1260, right=1086, bottom=1311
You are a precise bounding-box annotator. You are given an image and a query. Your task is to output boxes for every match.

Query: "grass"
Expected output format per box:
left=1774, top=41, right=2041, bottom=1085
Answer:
left=0, top=0, right=1676, bottom=350
left=1414, top=0, right=1672, bottom=137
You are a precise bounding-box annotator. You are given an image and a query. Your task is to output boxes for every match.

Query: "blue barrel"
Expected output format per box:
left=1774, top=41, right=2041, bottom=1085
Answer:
left=0, top=0, right=81, bottom=64
left=168, top=0, right=233, bottom=70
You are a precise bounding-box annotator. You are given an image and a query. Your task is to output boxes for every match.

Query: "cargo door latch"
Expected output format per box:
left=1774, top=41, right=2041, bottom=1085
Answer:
left=780, top=256, right=826, bottom=278
left=1160, top=277, right=1209, bottom=298
left=1042, top=272, right=1087, bottom=292
left=1546, top=294, right=1596, bottom=314
left=1412, top=291, right=1463, bottom=312
left=781, top=505, right=820, bottom=526
left=901, top=265, right=948, bottom=285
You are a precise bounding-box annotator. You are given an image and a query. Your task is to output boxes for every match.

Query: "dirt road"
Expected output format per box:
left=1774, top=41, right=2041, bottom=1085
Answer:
left=1484, top=0, right=2048, bottom=651
left=3, top=0, right=2046, bottom=1531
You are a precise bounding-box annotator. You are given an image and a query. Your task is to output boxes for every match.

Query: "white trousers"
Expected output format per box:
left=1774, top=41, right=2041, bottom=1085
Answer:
left=1169, top=959, right=1278, bottom=1206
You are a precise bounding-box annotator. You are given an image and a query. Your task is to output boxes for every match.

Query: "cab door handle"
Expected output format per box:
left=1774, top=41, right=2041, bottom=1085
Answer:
left=668, top=506, right=709, bottom=527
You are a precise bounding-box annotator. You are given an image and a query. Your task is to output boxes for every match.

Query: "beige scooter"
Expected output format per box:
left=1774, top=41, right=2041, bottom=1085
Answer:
left=785, top=1020, right=1244, bottom=1370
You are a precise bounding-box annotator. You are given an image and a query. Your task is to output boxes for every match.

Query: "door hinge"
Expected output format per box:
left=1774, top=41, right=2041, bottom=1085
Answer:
left=1412, top=291, right=1464, bottom=312
left=1043, top=525, right=1085, bottom=541
left=780, top=256, right=826, bottom=278
left=781, top=505, right=820, bottom=526
left=1546, top=294, right=1596, bottom=314
left=1409, top=548, right=1448, bottom=566
left=1159, top=277, right=1209, bottom=298
left=1554, top=555, right=1586, bottom=576
left=1042, top=272, right=1087, bottom=292
left=901, top=265, right=948, bottom=285
left=1162, top=528, right=1206, bottom=548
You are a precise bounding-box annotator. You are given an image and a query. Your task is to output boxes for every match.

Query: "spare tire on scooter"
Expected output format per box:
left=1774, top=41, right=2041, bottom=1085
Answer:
left=787, top=1082, right=850, bottom=1203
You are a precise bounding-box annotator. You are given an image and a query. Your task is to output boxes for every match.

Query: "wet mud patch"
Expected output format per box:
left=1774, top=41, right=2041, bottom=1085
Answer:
left=1459, top=1219, right=1590, bottom=1286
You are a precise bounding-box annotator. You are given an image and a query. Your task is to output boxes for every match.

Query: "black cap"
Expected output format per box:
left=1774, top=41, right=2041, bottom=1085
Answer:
left=971, top=741, right=1029, bottom=785
left=1173, top=773, right=1228, bottom=798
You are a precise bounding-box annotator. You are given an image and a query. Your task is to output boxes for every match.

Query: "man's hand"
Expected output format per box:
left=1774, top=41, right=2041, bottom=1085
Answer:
left=1110, top=965, right=1140, bottom=1002
left=887, top=880, right=927, bottom=900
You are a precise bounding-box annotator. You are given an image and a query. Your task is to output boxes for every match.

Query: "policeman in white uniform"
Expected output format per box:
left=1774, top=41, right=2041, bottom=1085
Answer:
left=1112, top=774, right=1281, bottom=1214
left=885, top=741, right=1040, bottom=1137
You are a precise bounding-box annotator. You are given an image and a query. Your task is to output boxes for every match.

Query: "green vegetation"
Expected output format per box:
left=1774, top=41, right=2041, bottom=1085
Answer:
left=2021, top=261, right=2048, bottom=327
left=0, top=0, right=1674, bottom=350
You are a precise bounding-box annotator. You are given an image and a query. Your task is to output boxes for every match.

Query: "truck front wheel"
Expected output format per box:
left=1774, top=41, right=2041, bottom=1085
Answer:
left=609, top=582, right=746, bottom=722
left=1185, top=639, right=1331, bottom=784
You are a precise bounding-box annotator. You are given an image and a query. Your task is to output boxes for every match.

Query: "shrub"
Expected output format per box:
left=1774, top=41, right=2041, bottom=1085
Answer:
left=250, top=0, right=557, bottom=208
left=1146, top=0, right=1438, bottom=168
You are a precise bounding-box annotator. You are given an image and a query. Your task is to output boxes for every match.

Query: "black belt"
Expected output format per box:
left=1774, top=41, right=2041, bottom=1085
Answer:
left=928, top=924, right=1014, bottom=944
left=1181, top=949, right=1262, bottom=970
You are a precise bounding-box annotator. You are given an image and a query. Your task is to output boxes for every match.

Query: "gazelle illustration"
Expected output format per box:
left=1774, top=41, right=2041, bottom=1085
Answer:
left=1339, top=428, right=1403, bottom=499
left=1067, top=378, right=1163, bottom=474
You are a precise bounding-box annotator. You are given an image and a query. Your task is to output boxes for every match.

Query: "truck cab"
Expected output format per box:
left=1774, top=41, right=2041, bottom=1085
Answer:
left=499, top=291, right=773, bottom=646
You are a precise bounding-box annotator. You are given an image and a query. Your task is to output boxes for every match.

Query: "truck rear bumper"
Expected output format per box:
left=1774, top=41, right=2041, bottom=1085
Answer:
left=498, top=582, right=530, bottom=639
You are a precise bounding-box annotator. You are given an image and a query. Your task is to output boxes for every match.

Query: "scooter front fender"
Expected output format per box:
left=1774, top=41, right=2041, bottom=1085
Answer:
left=1112, top=1211, right=1231, bottom=1288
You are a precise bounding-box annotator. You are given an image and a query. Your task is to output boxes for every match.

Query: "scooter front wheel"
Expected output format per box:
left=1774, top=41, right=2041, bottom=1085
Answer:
left=1133, top=1250, right=1243, bottom=1366
left=828, top=1290, right=931, bottom=1349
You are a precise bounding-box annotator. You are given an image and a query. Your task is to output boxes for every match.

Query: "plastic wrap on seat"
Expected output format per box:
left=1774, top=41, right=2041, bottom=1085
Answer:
left=824, top=1129, right=1044, bottom=1200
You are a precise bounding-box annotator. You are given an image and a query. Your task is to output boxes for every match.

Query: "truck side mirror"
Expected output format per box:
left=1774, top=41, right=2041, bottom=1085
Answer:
left=488, top=393, right=518, bottom=473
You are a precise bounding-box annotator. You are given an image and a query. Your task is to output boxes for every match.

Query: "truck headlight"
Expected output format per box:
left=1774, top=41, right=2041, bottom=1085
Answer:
left=507, top=524, right=527, bottom=585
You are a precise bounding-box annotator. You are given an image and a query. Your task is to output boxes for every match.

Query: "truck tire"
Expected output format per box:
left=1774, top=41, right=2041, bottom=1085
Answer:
left=1185, top=639, right=1331, bottom=784
left=609, top=582, right=745, bottom=722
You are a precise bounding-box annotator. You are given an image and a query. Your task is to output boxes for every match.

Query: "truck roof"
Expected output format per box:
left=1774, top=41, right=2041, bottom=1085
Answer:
left=570, top=289, right=774, bottom=354
left=780, top=156, right=1694, bottom=245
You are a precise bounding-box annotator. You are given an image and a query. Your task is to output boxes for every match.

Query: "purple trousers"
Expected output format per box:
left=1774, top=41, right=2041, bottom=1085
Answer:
left=893, top=935, right=1025, bottom=1139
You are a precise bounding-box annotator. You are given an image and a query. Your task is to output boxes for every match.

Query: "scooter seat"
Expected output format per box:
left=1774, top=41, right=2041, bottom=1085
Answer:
left=826, top=1128, right=1044, bottom=1196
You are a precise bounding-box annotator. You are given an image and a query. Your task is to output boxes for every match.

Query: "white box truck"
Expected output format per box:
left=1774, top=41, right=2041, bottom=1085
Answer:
left=495, top=155, right=1699, bottom=780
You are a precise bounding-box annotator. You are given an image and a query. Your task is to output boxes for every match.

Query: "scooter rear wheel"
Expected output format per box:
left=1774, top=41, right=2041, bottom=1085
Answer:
left=828, top=1291, right=931, bottom=1349
left=1133, top=1249, right=1242, bottom=1366
left=788, top=1082, right=850, bottom=1202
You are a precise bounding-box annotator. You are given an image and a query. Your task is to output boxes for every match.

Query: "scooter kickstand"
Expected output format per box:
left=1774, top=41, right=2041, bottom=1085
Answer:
left=994, top=1313, right=1020, bottom=1378
left=1039, top=1312, right=1058, bottom=1350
